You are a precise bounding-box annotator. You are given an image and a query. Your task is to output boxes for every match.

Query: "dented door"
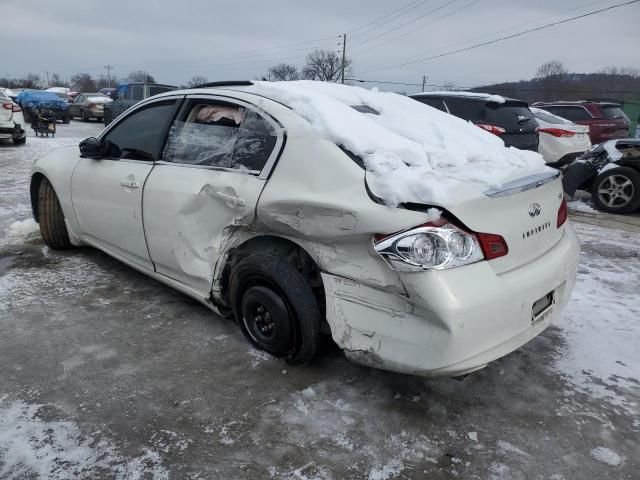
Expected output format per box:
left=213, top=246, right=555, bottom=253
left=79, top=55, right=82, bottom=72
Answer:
left=142, top=166, right=265, bottom=291
left=142, top=94, right=281, bottom=293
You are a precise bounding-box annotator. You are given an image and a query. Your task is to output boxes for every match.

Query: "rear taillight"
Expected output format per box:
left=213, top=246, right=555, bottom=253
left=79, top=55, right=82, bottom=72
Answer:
left=12, top=104, right=21, bottom=113
left=539, top=127, right=575, bottom=138
left=476, top=232, right=509, bottom=260
left=373, top=219, right=508, bottom=271
left=1, top=101, right=12, bottom=110
left=88, top=103, right=96, bottom=109
left=476, top=123, right=506, bottom=135
left=557, top=198, right=568, bottom=228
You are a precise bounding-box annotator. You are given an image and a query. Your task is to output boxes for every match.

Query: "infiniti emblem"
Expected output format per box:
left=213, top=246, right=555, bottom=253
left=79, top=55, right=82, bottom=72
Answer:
left=529, top=203, right=542, bottom=217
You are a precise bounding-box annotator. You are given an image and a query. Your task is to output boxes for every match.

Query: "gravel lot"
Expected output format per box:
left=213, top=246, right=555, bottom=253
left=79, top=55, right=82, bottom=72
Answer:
left=1, top=122, right=638, bottom=479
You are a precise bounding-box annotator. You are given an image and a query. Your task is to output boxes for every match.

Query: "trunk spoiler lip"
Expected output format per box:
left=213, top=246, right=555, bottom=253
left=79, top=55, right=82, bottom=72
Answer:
left=484, top=170, right=560, bottom=198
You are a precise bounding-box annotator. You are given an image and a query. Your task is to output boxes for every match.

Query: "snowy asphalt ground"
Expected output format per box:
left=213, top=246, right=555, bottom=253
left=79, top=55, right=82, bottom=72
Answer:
left=1, top=122, right=638, bottom=479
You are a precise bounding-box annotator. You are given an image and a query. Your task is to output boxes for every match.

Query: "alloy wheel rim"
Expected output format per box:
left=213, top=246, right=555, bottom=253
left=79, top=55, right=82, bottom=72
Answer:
left=597, top=175, right=634, bottom=207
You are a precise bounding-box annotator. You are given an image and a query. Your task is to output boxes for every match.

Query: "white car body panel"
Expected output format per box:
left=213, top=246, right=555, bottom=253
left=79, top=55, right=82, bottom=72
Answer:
left=30, top=87, right=581, bottom=377
left=532, top=108, right=591, bottom=164
left=0, top=95, right=26, bottom=141
left=70, top=158, right=154, bottom=269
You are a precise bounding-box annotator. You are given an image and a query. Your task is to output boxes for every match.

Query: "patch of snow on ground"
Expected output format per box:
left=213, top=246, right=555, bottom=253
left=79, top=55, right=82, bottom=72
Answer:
left=554, top=223, right=640, bottom=414
left=3, top=219, right=40, bottom=244
left=568, top=199, right=600, bottom=215
left=368, top=458, right=404, bottom=480
left=496, top=440, right=530, bottom=457
left=0, top=399, right=168, bottom=480
left=467, top=431, right=478, bottom=442
left=590, top=446, right=622, bottom=466
left=251, top=81, right=547, bottom=206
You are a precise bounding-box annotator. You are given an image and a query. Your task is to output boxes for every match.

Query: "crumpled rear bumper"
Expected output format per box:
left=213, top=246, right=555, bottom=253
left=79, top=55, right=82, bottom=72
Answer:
left=323, top=224, right=580, bottom=377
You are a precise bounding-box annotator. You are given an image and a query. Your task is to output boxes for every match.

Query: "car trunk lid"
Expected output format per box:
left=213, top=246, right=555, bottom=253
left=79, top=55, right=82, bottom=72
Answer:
left=446, top=172, right=565, bottom=274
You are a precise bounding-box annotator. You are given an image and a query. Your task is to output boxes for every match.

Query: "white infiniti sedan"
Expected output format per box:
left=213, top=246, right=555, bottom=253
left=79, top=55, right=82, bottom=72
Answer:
left=30, top=81, right=580, bottom=377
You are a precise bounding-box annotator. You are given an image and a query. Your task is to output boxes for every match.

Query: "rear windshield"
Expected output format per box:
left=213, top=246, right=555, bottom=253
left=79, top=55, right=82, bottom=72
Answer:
left=485, top=103, right=535, bottom=127
left=533, top=109, right=572, bottom=125
left=601, top=105, right=629, bottom=120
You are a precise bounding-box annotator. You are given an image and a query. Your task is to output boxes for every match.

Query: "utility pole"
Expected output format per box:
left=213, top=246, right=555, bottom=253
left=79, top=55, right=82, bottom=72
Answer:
left=340, top=33, right=346, bottom=84
left=104, top=65, right=113, bottom=87
left=45, top=71, right=50, bottom=87
left=422, top=75, right=428, bottom=92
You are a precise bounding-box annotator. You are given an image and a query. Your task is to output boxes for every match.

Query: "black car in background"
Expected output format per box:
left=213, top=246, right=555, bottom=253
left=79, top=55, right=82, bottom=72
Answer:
left=411, top=92, right=539, bottom=152
left=15, top=90, right=71, bottom=124
left=103, top=82, right=176, bottom=125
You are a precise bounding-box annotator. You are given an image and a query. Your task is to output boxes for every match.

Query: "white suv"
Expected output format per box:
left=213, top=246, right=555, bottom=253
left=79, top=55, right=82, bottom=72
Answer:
left=29, top=81, right=579, bottom=377
left=0, top=92, right=26, bottom=144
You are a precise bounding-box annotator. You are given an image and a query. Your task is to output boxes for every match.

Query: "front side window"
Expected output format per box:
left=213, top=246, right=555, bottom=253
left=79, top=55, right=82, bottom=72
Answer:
left=101, top=100, right=177, bottom=161
left=164, top=101, right=277, bottom=173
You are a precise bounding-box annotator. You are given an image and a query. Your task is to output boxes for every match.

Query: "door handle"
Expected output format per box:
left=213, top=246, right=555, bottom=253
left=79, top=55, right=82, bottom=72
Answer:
left=214, top=191, right=246, bottom=207
left=120, top=179, right=140, bottom=188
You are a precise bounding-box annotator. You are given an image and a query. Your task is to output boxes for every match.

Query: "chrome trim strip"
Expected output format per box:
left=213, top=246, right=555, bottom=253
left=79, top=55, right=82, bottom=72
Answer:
left=484, top=170, right=560, bottom=198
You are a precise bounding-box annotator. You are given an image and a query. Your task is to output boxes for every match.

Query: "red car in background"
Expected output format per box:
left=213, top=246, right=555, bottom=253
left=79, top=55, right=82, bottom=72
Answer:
left=532, top=101, right=630, bottom=144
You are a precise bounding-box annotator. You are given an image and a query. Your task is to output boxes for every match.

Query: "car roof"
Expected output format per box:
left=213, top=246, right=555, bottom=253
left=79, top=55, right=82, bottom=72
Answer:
left=533, top=100, right=621, bottom=106
left=410, top=91, right=523, bottom=103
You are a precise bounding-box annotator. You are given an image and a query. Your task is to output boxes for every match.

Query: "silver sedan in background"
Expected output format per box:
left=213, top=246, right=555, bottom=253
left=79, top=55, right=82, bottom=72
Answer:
left=68, top=93, right=112, bottom=122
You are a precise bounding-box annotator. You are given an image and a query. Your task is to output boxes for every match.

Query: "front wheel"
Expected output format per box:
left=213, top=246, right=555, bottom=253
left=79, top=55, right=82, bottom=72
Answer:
left=81, top=110, right=89, bottom=122
left=37, top=178, right=74, bottom=249
left=591, top=167, right=640, bottom=214
left=229, top=253, right=322, bottom=365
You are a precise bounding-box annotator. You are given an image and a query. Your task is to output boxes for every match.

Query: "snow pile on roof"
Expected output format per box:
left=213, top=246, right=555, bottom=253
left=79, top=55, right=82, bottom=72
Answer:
left=253, top=81, right=547, bottom=205
left=413, top=90, right=506, bottom=104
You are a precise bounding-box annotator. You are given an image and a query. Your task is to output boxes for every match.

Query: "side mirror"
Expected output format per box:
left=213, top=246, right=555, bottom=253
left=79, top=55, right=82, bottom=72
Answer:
left=79, top=137, right=103, bottom=159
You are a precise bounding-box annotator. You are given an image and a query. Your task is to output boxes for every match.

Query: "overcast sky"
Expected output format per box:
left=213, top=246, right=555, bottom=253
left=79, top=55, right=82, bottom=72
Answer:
left=3, top=0, right=639, bottom=93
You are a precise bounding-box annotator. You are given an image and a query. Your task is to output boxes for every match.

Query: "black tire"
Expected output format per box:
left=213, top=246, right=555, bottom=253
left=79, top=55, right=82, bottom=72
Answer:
left=37, top=178, right=73, bottom=249
left=103, top=112, right=111, bottom=126
left=23, top=109, right=32, bottom=123
left=81, top=109, right=88, bottom=122
left=13, top=135, right=26, bottom=145
left=229, top=253, right=322, bottom=365
left=591, top=167, right=640, bottom=214
left=62, top=114, right=71, bottom=124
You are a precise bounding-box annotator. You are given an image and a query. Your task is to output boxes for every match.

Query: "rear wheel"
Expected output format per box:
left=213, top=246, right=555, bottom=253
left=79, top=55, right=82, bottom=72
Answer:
left=37, top=178, right=73, bottom=249
left=62, top=114, right=71, bottom=124
left=229, top=253, right=322, bottom=365
left=23, top=109, right=32, bottom=123
left=13, top=134, right=26, bottom=145
left=591, top=167, right=640, bottom=214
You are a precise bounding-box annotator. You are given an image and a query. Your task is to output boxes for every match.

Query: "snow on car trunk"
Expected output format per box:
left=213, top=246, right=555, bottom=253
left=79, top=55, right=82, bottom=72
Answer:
left=252, top=81, right=548, bottom=206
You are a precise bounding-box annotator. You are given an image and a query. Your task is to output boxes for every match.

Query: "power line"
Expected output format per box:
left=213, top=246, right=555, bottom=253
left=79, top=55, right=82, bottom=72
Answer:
left=351, top=0, right=460, bottom=49
left=360, top=0, right=640, bottom=74
left=352, top=0, right=481, bottom=56
left=349, top=0, right=433, bottom=39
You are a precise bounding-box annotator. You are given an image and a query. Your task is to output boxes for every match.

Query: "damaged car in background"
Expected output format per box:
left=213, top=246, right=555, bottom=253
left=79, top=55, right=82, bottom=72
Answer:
left=29, top=81, right=580, bottom=377
left=563, top=138, right=640, bottom=213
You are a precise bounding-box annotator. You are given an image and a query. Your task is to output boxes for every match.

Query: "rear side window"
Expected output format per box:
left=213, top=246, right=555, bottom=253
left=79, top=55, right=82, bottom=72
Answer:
left=545, top=106, right=592, bottom=122
left=102, top=100, right=178, bottom=161
left=164, top=101, right=277, bottom=173
left=533, top=110, right=572, bottom=125
left=130, top=85, right=144, bottom=101
left=485, top=103, right=535, bottom=127
left=149, top=85, right=174, bottom=97
left=415, top=97, right=447, bottom=112
left=443, top=98, right=484, bottom=121
left=600, top=105, right=629, bottom=120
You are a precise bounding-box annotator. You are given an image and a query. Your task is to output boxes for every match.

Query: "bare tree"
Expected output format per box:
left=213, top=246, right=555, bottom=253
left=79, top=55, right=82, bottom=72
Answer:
left=49, top=73, right=69, bottom=87
left=127, top=70, right=155, bottom=83
left=187, top=76, right=208, bottom=87
left=267, top=63, right=299, bottom=81
left=302, top=50, right=351, bottom=82
left=442, top=80, right=457, bottom=91
left=535, top=60, right=568, bottom=100
left=96, top=75, right=113, bottom=89
left=70, top=73, right=98, bottom=92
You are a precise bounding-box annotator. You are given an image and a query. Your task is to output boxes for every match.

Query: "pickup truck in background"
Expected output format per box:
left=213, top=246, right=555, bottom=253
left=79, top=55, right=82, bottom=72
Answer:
left=103, top=82, right=176, bottom=125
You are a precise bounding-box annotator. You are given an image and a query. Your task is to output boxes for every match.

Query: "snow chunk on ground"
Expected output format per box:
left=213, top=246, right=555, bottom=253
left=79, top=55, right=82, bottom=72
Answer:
left=251, top=81, right=547, bottom=206
left=590, top=446, right=622, bottom=466
left=2, top=219, right=39, bottom=245
left=467, top=431, right=478, bottom=442
left=567, top=199, right=599, bottom=215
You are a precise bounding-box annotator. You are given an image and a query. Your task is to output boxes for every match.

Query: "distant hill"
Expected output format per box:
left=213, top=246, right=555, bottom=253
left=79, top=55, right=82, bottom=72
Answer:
left=471, top=73, right=640, bottom=104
